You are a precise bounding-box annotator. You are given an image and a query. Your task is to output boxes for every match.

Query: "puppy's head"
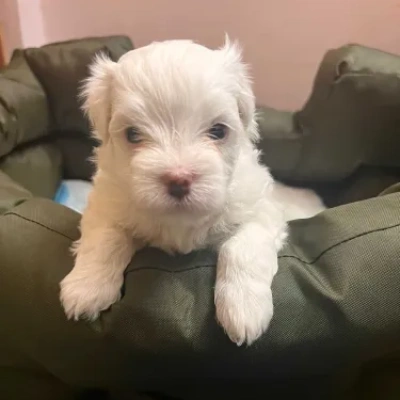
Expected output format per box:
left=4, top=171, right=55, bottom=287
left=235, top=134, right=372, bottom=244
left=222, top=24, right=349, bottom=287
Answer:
left=82, top=38, right=258, bottom=217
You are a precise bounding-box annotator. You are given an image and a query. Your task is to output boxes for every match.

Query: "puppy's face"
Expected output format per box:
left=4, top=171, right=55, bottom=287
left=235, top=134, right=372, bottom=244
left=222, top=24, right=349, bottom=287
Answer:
left=83, top=39, right=258, bottom=218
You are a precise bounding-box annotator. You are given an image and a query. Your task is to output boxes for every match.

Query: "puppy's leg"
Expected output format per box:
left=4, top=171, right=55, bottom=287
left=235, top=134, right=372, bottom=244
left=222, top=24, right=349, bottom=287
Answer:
left=215, top=214, right=286, bottom=346
left=60, top=215, right=134, bottom=321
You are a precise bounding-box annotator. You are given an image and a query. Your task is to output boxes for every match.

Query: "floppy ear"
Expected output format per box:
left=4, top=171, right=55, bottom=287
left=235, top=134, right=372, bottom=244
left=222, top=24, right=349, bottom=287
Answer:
left=219, top=35, right=259, bottom=142
left=81, top=53, right=117, bottom=143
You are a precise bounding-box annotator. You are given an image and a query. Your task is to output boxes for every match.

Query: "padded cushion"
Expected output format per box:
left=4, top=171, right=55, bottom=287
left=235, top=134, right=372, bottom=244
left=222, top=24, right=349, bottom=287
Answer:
left=0, top=143, right=62, bottom=198
left=1, top=194, right=400, bottom=398
left=0, top=51, right=49, bottom=158
left=258, top=45, right=400, bottom=183
left=24, top=36, right=133, bottom=136
left=0, top=170, right=32, bottom=214
left=56, top=135, right=96, bottom=181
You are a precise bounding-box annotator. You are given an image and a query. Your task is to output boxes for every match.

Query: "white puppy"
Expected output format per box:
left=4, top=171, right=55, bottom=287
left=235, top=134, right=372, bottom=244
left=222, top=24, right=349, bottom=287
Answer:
left=60, top=38, right=324, bottom=346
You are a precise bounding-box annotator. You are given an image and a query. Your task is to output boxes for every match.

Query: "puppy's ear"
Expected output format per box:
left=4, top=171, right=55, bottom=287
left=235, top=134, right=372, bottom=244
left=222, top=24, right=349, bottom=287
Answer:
left=219, top=35, right=259, bottom=142
left=81, top=53, right=117, bottom=143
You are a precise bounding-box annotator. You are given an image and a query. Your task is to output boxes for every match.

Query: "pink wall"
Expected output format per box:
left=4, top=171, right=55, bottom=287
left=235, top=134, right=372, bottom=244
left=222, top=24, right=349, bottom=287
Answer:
left=0, top=0, right=23, bottom=57
left=3, top=0, right=400, bottom=110
left=17, top=0, right=46, bottom=48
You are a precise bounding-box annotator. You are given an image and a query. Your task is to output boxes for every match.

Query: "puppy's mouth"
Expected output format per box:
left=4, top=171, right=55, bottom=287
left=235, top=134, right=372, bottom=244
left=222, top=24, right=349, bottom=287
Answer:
left=132, top=176, right=224, bottom=216
left=162, top=189, right=221, bottom=216
left=168, top=195, right=205, bottom=213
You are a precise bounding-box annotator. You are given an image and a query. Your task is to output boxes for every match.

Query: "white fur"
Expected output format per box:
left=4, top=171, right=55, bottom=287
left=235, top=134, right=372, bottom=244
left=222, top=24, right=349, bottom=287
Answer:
left=60, top=38, right=325, bottom=346
left=273, top=182, right=326, bottom=221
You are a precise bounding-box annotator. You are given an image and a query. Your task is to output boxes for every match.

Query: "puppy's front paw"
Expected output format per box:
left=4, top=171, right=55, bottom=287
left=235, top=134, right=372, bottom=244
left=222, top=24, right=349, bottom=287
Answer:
left=60, top=267, right=123, bottom=321
left=215, top=279, right=273, bottom=346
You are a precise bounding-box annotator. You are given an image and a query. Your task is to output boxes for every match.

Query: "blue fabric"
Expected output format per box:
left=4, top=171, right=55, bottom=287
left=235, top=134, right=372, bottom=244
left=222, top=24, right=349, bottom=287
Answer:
left=53, top=180, right=92, bottom=214
left=54, top=182, right=69, bottom=205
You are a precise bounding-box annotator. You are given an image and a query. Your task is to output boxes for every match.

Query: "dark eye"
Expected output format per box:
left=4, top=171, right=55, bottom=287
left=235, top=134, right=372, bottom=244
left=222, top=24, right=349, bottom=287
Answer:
left=208, top=123, right=227, bottom=140
left=125, top=127, right=142, bottom=143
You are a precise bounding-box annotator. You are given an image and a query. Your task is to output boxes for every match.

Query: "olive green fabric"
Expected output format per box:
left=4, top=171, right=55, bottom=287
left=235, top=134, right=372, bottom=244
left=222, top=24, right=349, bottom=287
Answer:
left=291, top=165, right=400, bottom=208
left=0, top=368, right=81, bottom=400
left=0, top=143, right=62, bottom=198
left=0, top=51, right=49, bottom=158
left=258, top=44, right=400, bottom=184
left=2, top=49, right=44, bottom=87
left=57, top=135, right=97, bottom=181
left=1, top=192, right=400, bottom=399
left=24, top=36, right=133, bottom=135
left=0, top=170, right=32, bottom=214
left=380, top=182, right=400, bottom=196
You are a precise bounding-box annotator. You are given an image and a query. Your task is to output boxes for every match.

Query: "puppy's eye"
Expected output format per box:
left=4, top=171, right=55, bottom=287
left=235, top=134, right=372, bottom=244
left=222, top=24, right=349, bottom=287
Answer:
left=125, top=127, right=142, bottom=143
left=208, top=123, right=227, bottom=140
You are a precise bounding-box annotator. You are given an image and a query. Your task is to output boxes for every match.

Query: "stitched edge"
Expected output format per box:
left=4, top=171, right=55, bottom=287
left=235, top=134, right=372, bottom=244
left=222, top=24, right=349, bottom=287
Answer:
left=279, top=222, right=400, bottom=265
left=4, top=211, right=74, bottom=241
left=5, top=211, right=400, bottom=272
left=126, top=264, right=215, bottom=275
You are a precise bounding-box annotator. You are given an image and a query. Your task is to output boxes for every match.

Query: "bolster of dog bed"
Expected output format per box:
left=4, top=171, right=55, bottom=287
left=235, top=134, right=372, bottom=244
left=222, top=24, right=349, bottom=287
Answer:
left=257, top=44, right=400, bottom=184
left=1, top=192, right=400, bottom=399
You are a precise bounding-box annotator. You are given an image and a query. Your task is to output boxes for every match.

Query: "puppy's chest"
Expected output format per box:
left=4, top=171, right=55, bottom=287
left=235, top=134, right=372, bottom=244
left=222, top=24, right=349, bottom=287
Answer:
left=133, top=219, right=227, bottom=254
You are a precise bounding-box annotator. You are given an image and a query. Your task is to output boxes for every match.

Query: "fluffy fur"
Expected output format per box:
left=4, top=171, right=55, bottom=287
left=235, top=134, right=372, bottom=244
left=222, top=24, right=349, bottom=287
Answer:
left=60, top=38, right=325, bottom=346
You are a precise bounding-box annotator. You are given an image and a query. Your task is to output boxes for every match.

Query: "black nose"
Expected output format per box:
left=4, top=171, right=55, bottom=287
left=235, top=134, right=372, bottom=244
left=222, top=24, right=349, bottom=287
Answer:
left=168, top=180, right=190, bottom=199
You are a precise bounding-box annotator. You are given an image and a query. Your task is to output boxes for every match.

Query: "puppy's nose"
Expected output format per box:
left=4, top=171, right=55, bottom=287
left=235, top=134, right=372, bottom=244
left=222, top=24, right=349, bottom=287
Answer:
left=168, top=177, right=191, bottom=199
left=163, top=174, right=192, bottom=199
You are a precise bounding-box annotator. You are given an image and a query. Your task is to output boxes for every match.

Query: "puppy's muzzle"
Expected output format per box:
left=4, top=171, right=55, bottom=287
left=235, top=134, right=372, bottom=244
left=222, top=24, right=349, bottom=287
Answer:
left=162, top=172, right=193, bottom=200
